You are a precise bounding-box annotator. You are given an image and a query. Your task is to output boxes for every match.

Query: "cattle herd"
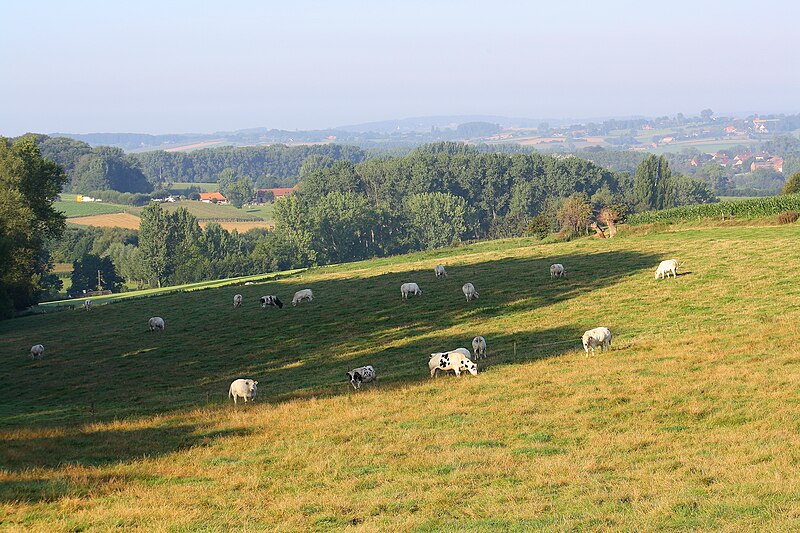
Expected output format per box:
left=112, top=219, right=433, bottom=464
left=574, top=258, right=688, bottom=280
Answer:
left=28, top=259, right=681, bottom=403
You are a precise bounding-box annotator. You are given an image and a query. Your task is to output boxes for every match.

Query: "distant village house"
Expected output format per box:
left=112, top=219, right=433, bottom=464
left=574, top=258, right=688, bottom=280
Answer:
left=199, top=192, right=228, bottom=204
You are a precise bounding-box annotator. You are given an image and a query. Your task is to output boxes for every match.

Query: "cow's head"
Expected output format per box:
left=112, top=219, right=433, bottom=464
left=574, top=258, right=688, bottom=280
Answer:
left=463, top=360, right=478, bottom=376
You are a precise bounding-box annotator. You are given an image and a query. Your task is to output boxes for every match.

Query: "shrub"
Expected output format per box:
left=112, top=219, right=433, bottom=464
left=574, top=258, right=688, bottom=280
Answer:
left=778, top=211, right=800, bottom=224
left=527, top=214, right=551, bottom=239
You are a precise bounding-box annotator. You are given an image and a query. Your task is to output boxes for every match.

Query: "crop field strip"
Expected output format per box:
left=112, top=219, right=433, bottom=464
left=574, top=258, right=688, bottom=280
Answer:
left=2, top=223, right=800, bottom=529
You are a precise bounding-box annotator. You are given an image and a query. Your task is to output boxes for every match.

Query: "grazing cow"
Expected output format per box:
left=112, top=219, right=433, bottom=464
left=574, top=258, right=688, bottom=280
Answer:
left=30, top=344, right=44, bottom=359
left=148, top=316, right=165, bottom=332
left=400, top=282, right=422, bottom=299
left=472, top=336, right=487, bottom=360
left=346, top=365, right=377, bottom=390
left=84, top=299, right=93, bottom=311
left=228, top=378, right=258, bottom=404
left=655, top=259, right=679, bottom=280
left=451, top=347, right=472, bottom=359
left=429, top=351, right=478, bottom=378
left=550, top=263, right=565, bottom=278
left=462, top=282, right=479, bottom=302
left=434, top=265, right=448, bottom=279
left=582, top=327, right=612, bottom=357
left=233, top=294, right=242, bottom=308
left=260, top=295, right=284, bottom=309
left=292, top=289, right=314, bottom=306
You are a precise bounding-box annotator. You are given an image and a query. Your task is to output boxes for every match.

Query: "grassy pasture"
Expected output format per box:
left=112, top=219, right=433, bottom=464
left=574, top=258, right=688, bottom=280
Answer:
left=3, top=225, right=800, bottom=529
left=53, top=197, right=134, bottom=218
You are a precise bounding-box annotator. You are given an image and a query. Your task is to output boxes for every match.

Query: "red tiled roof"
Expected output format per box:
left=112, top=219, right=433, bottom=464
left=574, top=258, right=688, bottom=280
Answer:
left=199, top=192, right=226, bottom=201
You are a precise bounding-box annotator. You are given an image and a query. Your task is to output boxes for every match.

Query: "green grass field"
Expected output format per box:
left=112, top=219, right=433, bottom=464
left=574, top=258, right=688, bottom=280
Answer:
left=53, top=195, right=135, bottom=218
left=3, top=223, right=800, bottom=529
left=160, top=201, right=263, bottom=221
left=244, top=203, right=275, bottom=221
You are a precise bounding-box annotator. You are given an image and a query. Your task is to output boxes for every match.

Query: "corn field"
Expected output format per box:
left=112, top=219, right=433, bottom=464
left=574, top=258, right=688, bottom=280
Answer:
left=627, top=195, right=800, bottom=225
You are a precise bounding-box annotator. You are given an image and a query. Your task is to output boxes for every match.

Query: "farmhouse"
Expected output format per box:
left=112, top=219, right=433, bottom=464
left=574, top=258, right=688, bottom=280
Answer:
left=199, top=192, right=228, bottom=204
left=254, top=187, right=297, bottom=203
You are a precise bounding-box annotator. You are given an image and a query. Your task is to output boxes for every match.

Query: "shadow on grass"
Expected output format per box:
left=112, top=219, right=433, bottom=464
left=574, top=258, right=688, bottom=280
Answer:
left=0, top=248, right=658, bottom=430
left=0, top=425, right=251, bottom=473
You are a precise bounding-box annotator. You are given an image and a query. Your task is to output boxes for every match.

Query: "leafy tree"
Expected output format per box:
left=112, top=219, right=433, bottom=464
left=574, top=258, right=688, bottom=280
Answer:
left=71, top=253, right=123, bottom=293
left=0, top=136, right=67, bottom=316
left=666, top=177, right=717, bottom=208
left=138, top=203, right=172, bottom=287
left=556, top=195, right=592, bottom=234
left=404, top=192, right=468, bottom=249
left=633, top=155, right=671, bottom=211
left=783, top=172, right=800, bottom=195
left=700, top=109, right=714, bottom=121
left=71, top=146, right=151, bottom=193
left=217, top=168, right=255, bottom=208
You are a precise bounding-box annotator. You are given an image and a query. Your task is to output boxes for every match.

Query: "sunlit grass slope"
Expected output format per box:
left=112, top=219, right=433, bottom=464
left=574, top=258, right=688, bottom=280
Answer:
left=2, top=224, right=800, bottom=530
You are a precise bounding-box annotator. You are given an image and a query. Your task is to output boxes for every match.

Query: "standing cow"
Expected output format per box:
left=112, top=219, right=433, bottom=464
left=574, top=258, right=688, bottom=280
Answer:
left=30, top=344, right=45, bottom=359
left=434, top=265, right=448, bottom=279
left=429, top=351, right=478, bottom=378
left=472, top=336, right=487, bottom=360
left=228, top=379, right=258, bottom=404
left=401, top=282, right=422, bottom=299
left=260, top=295, right=283, bottom=309
left=346, top=365, right=377, bottom=390
left=655, top=259, right=679, bottom=280
left=233, top=294, right=243, bottom=308
left=292, top=289, right=314, bottom=306
left=462, top=282, right=479, bottom=302
left=550, top=264, right=565, bottom=278
left=148, top=316, right=165, bottom=332
left=84, top=299, right=93, bottom=311
left=582, top=327, right=612, bottom=357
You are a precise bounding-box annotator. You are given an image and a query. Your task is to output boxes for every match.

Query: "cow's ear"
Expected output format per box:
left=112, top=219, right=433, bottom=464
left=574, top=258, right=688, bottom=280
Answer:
left=253, top=381, right=258, bottom=385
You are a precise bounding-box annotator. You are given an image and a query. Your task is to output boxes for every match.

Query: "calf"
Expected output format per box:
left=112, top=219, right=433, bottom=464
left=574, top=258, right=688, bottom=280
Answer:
left=582, top=327, right=612, bottom=357
left=346, top=365, right=377, bottom=390
left=30, top=344, right=44, bottom=359
left=401, top=282, right=422, bottom=299
left=228, top=378, right=258, bottom=404
left=429, top=351, right=478, bottom=378
left=260, top=295, right=283, bottom=309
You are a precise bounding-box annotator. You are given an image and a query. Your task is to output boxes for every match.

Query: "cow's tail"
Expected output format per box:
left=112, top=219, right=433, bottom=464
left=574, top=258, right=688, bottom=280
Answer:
left=228, top=386, right=233, bottom=398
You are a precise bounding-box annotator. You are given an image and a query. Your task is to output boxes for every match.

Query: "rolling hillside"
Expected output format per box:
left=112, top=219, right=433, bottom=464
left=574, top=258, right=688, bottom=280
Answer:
left=2, top=224, right=800, bottom=530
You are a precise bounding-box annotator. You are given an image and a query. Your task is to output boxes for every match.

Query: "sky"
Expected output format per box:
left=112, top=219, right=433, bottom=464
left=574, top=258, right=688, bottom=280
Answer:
left=2, top=0, right=799, bottom=135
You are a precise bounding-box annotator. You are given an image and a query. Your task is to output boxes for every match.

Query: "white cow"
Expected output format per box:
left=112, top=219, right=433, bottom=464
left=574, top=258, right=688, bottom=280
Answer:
left=429, top=351, right=478, bottom=378
left=582, top=327, right=612, bottom=357
left=84, top=299, right=93, bottom=311
left=346, top=365, right=377, bottom=390
left=292, top=289, right=314, bottom=306
left=472, top=336, right=487, bottom=360
left=434, top=265, right=448, bottom=279
left=148, top=316, right=165, bottom=332
left=462, top=282, right=479, bottom=302
left=449, top=347, right=472, bottom=359
left=550, top=263, right=565, bottom=278
left=228, top=378, right=258, bottom=404
left=655, top=259, right=678, bottom=280
left=30, top=344, right=44, bottom=359
left=401, top=282, right=422, bottom=299
left=233, top=294, right=242, bottom=308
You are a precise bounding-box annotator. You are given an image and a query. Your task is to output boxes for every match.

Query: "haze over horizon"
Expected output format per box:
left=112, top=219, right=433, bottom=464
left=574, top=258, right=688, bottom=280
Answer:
left=2, top=0, right=799, bottom=137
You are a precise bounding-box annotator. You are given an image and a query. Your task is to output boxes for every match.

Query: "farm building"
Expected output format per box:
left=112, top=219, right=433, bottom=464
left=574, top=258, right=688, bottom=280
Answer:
left=199, top=192, right=228, bottom=204
left=255, top=187, right=297, bottom=203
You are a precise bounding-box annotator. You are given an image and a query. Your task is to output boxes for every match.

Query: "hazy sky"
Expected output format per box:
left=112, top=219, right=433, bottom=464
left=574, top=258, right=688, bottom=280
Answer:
left=2, top=0, right=798, bottom=135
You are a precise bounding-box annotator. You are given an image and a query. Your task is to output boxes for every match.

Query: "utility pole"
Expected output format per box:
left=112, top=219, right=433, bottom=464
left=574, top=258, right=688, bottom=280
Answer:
left=97, top=270, right=103, bottom=292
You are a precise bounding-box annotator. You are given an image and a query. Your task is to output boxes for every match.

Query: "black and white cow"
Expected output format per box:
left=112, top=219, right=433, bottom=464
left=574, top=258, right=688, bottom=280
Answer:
left=428, top=351, right=478, bottom=378
left=347, top=365, right=377, bottom=390
left=260, top=295, right=283, bottom=309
